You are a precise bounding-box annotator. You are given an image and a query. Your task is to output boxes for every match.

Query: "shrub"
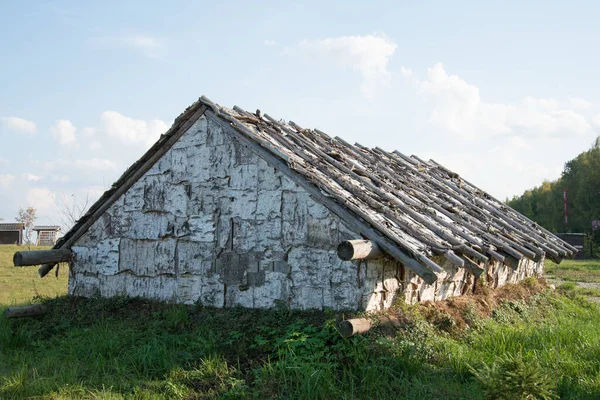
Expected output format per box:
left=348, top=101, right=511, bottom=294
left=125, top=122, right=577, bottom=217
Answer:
left=469, top=350, right=556, bottom=400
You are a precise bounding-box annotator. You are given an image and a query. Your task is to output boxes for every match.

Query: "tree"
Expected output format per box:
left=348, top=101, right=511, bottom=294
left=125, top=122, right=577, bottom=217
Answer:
left=55, top=192, right=92, bottom=233
left=16, top=206, right=36, bottom=247
left=507, top=135, right=600, bottom=255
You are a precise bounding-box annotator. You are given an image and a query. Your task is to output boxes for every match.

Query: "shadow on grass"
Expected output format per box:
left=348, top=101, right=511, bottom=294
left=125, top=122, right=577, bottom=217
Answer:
left=0, top=296, right=480, bottom=399
left=1, top=292, right=599, bottom=399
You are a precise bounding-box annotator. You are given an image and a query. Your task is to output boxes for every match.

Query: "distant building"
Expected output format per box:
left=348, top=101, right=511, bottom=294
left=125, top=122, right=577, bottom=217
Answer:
left=556, top=233, right=587, bottom=259
left=33, top=226, right=61, bottom=246
left=0, top=223, right=25, bottom=245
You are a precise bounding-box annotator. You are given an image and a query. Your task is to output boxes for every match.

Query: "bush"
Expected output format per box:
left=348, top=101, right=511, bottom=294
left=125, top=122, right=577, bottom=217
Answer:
left=469, top=351, right=556, bottom=400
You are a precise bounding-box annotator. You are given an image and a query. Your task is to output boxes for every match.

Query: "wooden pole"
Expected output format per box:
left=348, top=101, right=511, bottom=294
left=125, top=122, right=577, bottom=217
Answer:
left=13, top=249, right=72, bottom=267
left=338, top=318, right=372, bottom=337
left=38, top=263, right=57, bottom=278
left=337, top=240, right=384, bottom=261
left=4, top=304, right=47, bottom=319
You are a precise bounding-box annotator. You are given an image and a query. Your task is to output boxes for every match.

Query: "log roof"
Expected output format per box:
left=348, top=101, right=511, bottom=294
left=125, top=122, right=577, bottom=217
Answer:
left=0, top=223, right=24, bottom=231
left=49, top=96, right=576, bottom=283
left=32, top=226, right=61, bottom=231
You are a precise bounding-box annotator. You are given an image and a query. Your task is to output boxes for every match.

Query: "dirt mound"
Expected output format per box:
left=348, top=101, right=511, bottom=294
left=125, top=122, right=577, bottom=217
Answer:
left=371, top=277, right=548, bottom=335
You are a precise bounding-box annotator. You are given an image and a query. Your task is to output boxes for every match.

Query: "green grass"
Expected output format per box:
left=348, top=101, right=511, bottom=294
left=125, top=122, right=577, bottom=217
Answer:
left=1, top=246, right=600, bottom=399
left=0, top=245, right=68, bottom=306
left=557, top=282, right=600, bottom=298
left=545, top=259, right=600, bottom=283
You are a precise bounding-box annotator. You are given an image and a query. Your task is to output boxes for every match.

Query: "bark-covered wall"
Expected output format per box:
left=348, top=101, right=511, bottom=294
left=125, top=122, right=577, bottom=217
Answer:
left=69, top=111, right=544, bottom=310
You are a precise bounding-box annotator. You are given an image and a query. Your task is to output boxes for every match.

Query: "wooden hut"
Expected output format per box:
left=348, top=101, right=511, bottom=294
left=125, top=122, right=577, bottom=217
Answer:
left=0, top=223, right=24, bottom=245
left=33, top=226, right=61, bottom=246
left=556, top=233, right=587, bottom=259
left=15, top=96, right=577, bottom=311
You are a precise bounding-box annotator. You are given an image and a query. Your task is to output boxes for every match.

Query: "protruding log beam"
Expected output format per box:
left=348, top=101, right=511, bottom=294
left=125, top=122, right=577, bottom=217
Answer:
left=337, top=240, right=384, bottom=261
left=338, top=318, right=372, bottom=337
left=442, top=250, right=465, bottom=267
left=462, top=256, right=485, bottom=277
left=547, top=254, right=563, bottom=265
left=38, top=263, right=57, bottom=278
left=485, top=247, right=506, bottom=263
left=13, top=249, right=72, bottom=267
left=498, top=251, right=520, bottom=270
left=4, top=304, right=47, bottom=319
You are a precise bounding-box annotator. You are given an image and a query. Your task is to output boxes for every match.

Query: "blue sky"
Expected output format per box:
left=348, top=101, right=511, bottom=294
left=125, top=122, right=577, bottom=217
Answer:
left=1, top=0, right=600, bottom=227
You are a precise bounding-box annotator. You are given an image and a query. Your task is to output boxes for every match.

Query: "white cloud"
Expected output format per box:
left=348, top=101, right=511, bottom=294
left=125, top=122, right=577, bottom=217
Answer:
left=100, top=111, right=168, bottom=147
left=91, top=35, right=165, bottom=58
left=46, top=158, right=117, bottom=172
left=49, top=174, right=70, bottom=182
left=26, top=188, right=57, bottom=215
left=388, top=62, right=600, bottom=198
left=122, top=35, right=164, bottom=58
left=81, top=127, right=96, bottom=137
left=89, top=140, right=102, bottom=150
left=0, top=174, right=15, bottom=189
left=522, top=97, right=560, bottom=109
left=568, top=97, right=593, bottom=109
left=0, top=157, right=8, bottom=165
left=509, top=136, right=529, bottom=150
left=410, top=63, right=594, bottom=139
left=51, top=119, right=77, bottom=146
left=264, top=40, right=277, bottom=46
left=44, top=158, right=117, bottom=173
left=74, top=158, right=117, bottom=171
left=400, top=67, right=413, bottom=78
left=24, top=173, right=41, bottom=182
left=0, top=117, right=36, bottom=134
left=590, top=115, right=600, bottom=132
left=287, top=33, right=397, bottom=98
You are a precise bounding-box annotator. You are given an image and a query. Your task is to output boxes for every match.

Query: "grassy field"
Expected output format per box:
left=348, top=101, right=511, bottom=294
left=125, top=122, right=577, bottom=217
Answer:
left=1, top=245, right=600, bottom=399
left=546, top=259, right=600, bottom=283
left=0, top=245, right=68, bottom=305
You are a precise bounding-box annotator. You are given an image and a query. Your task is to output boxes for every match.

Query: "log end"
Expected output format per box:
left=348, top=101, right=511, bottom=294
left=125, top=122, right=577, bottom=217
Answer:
left=338, top=318, right=372, bottom=337
left=337, top=241, right=355, bottom=261
left=12, top=252, right=23, bottom=266
left=337, top=240, right=383, bottom=261
left=548, top=254, right=563, bottom=265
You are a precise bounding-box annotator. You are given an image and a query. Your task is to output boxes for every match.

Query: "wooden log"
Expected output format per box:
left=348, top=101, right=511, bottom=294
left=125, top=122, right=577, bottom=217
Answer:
left=338, top=318, right=372, bottom=337
left=4, top=304, right=47, bottom=319
left=442, top=250, right=465, bottom=267
left=13, top=249, right=72, bottom=266
left=486, top=247, right=506, bottom=263
left=461, top=256, right=485, bottom=277
left=337, top=240, right=384, bottom=261
left=332, top=139, right=491, bottom=263
left=546, top=254, right=563, bottom=264
left=38, top=263, right=56, bottom=278
left=332, top=143, right=497, bottom=270
left=389, top=150, right=567, bottom=260
left=499, top=252, right=520, bottom=270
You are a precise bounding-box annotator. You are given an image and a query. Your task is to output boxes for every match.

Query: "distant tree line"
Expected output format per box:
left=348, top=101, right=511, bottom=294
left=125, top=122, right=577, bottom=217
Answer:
left=507, top=137, right=600, bottom=255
